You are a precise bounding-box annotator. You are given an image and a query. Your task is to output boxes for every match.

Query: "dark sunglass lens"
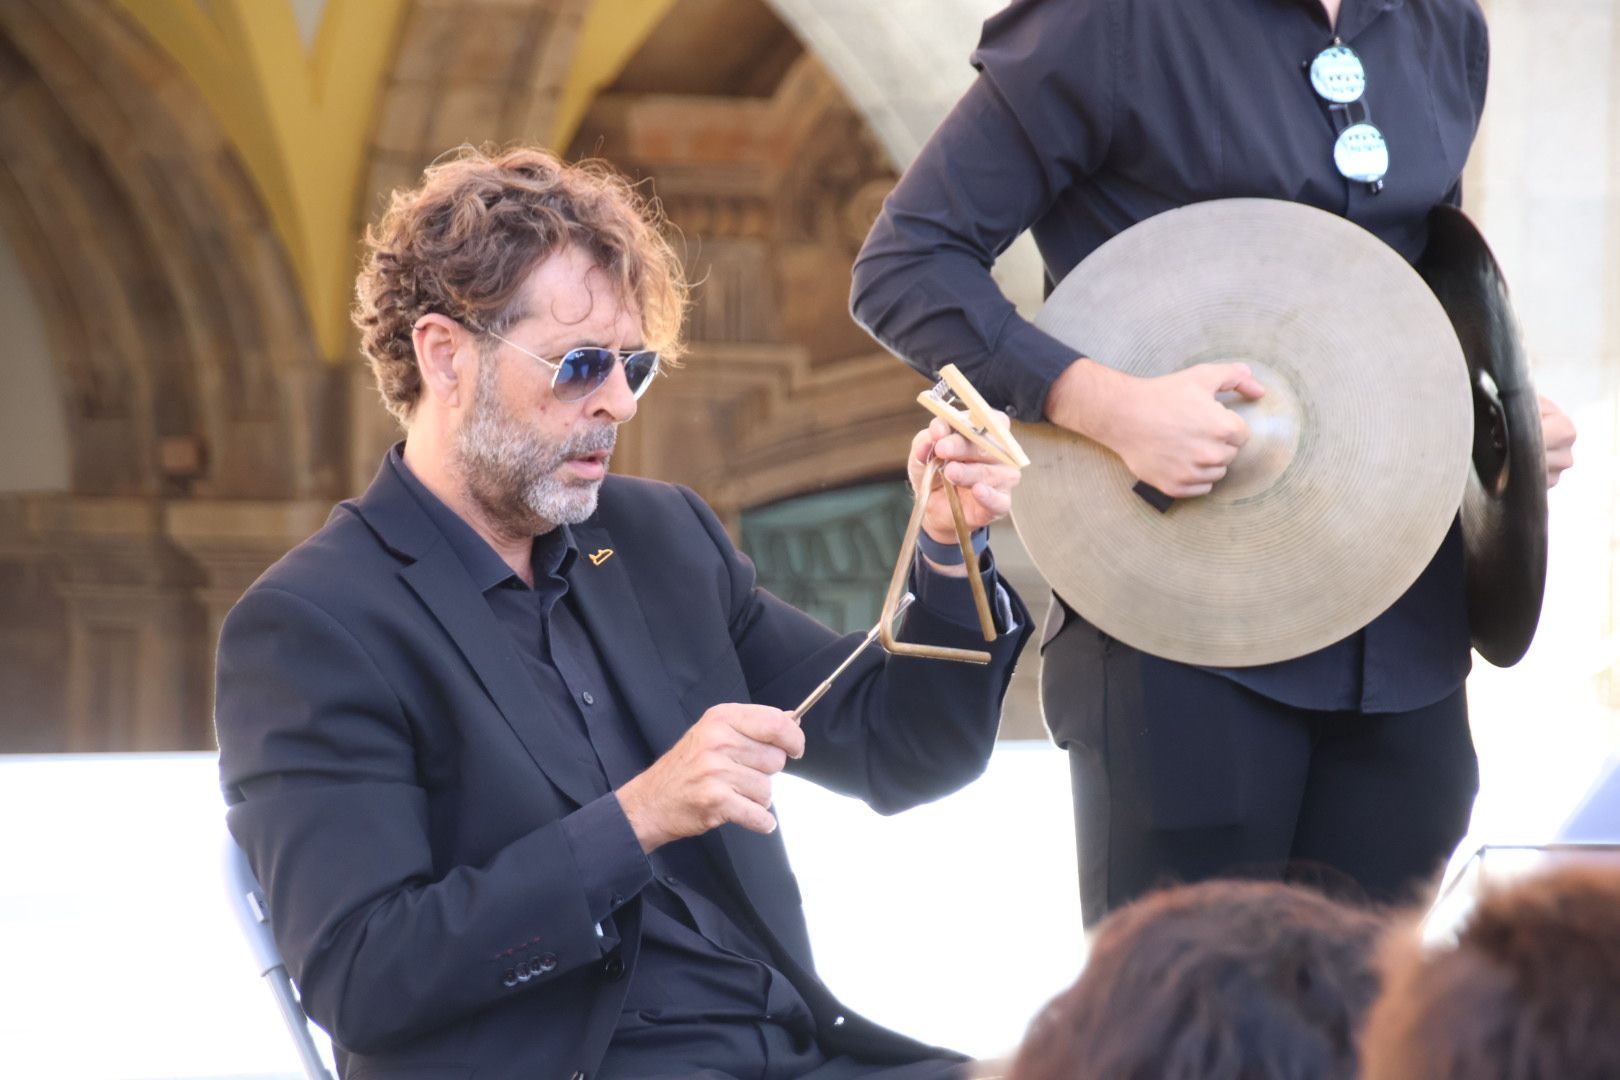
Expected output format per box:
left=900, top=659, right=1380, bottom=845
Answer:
left=623, top=351, right=660, bottom=398
left=555, top=348, right=616, bottom=402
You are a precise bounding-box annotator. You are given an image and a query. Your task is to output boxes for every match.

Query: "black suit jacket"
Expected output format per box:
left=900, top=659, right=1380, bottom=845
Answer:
left=216, top=457, right=1030, bottom=1079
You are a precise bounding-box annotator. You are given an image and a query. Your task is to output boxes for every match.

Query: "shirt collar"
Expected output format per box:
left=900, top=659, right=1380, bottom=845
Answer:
left=388, top=443, right=578, bottom=592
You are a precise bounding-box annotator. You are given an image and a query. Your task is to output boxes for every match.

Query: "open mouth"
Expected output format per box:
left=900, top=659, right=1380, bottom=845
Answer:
left=566, top=450, right=611, bottom=478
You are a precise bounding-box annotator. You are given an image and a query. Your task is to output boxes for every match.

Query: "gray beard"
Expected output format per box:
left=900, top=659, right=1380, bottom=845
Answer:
left=454, top=359, right=617, bottom=538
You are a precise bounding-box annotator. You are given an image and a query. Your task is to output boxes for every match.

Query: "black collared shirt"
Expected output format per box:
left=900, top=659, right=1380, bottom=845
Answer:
left=852, top=0, right=1487, bottom=712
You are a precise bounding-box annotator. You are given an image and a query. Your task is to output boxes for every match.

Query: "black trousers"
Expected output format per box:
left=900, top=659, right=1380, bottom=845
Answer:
left=1042, top=615, right=1479, bottom=928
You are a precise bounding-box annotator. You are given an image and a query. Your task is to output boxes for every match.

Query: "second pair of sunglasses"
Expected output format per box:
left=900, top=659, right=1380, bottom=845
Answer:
left=1308, top=42, right=1388, bottom=193
left=488, top=331, right=661, bottom=403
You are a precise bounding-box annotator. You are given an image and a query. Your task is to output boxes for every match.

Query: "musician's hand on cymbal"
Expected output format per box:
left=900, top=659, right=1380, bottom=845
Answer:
left=1045, top=358, right=1265, bottom=497
left=1541, top=394, right=1576, bottom=489
left=908, top=414, right=1021, bottom=576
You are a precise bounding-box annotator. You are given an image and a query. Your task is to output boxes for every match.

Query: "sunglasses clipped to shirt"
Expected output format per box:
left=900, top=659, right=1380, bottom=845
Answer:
left=1307, top=41, right=1388, bottom=193
left=487, top=330, right=661, bottom=403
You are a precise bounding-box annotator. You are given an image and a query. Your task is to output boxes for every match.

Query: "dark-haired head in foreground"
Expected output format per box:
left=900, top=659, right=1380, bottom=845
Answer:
left=1361, top=862, right=1620, bottom=1080
left=1008, top=880, right=1388, bottom=1080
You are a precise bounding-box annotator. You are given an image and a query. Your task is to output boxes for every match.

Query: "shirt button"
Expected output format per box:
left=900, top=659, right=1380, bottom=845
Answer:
left=582, top=691, right=595, bottom=706
left=663, top=874, right=680, bottom=888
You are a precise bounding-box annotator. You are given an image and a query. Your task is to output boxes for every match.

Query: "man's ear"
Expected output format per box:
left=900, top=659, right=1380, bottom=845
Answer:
left=412, top=313, right=473, bottom=409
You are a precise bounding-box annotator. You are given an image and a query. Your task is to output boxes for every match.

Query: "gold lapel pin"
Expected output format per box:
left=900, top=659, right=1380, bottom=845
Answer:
left=588, top=548, right=614, bottom=566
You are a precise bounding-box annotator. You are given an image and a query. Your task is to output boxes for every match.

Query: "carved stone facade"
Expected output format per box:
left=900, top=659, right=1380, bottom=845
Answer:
left=566, top=49, right=919, bottom=530
left=0, top=0, right=1036, bottom=751
left=0, top=0, right=339, bottom=750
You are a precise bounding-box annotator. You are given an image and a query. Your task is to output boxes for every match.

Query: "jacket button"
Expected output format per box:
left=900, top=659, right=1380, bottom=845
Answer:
left=501, top=969, right=517, bottom=988
left=537, top=952, right=558, bottom=974
left=515, top=967, right=532, bottom=983
left=602, top=955, right=625, bottom=981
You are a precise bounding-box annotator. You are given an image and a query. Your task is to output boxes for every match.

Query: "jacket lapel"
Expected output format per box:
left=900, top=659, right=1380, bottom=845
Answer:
left=399, top=551, right=602, bottom=809
left=566, top=522, right=689, bottom=759
left=348, top=454, right=602, bottom=810
left=567, top=521, right=815, bottom=964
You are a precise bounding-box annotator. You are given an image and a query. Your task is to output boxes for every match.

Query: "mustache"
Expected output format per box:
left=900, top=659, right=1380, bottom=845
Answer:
left=555, top=425, right=618, bottom=460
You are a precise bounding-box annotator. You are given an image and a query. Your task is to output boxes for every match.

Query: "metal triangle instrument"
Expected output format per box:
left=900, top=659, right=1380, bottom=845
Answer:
left=792, top=365, right=1027, bottom=720
left=880, top=365, right=1026, bottom=664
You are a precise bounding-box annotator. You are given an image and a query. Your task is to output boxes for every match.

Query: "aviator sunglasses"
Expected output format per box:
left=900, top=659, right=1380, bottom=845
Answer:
left=1307, top=41, right=1388, bottom=193
left=486, top=330, right=661, bottom=403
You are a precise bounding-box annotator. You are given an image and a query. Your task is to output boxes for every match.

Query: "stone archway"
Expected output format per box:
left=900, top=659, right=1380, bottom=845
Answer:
left=0, top=0, right=337, bottom=750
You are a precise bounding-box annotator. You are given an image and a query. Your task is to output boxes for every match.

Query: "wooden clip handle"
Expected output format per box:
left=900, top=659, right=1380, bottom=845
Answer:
left=918, top=364, right=1032, bottom=468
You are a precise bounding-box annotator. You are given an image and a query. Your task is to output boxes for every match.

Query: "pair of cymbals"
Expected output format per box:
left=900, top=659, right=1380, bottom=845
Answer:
left=1011, top=198, right=1500, bottom=668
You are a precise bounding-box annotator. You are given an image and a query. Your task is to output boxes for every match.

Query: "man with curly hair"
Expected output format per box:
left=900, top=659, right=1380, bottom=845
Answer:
left=214, top=144, right=1030, bottom=1080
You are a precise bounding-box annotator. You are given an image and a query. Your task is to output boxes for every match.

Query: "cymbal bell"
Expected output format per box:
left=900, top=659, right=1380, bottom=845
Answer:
left=1011, top=199, right=1472, bottom=668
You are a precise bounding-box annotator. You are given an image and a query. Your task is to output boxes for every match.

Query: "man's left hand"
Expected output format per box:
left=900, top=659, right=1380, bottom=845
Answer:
left=907, top=414, right=1021, bottom=577
left=1541, top=394, right=1576, bottom=489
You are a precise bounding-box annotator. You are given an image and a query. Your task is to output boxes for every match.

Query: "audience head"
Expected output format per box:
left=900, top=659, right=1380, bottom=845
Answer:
left=1361, top=862, right=1620, bottom=1080
left=1008, top=880, right=1387, bottom=1080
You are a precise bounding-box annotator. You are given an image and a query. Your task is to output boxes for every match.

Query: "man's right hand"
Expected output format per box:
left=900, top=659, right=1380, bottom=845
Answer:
left=1045, top=357, right=1266, bottom=498
left=615, top=703, right=805, bottom=853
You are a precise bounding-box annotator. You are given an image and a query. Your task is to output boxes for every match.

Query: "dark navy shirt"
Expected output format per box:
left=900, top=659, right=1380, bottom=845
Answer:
left=388, top=448, right=1009, bottom=1075
left=851, top=0, right=1487, bottom=713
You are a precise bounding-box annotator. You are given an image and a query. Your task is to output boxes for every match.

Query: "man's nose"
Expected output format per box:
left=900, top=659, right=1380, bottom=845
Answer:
left=589, top=356, right=638, bottom=423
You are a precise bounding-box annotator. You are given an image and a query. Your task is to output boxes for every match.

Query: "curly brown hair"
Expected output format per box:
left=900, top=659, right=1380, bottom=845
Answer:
left=353, top=144, right=688, bottom=425
left=1361, top=863, right=1620, bottom=1080
left=1009, top=881, right=1389, bottom=1080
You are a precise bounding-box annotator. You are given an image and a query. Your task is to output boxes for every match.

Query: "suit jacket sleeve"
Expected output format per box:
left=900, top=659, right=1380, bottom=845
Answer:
left=674, top=487, right=1033, bottom=815
left=217, top=584, right=624, bottom=1055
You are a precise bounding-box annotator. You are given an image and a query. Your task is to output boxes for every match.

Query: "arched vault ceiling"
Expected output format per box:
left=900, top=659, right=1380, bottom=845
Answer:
left=110, top=0, right=409, bottom=358
left=102, top=0, right=1039, bottom=357
left=110, top=0, right=683, bottom=358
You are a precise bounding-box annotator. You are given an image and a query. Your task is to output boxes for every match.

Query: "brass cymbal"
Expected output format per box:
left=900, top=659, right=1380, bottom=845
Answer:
left=1418, top=204, right=1547, bottom=668
left=1010, top=199, right=1472, bottom=667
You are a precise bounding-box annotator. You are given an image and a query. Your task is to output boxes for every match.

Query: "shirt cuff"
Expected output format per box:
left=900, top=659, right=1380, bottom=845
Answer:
left=911, top=546, right=1018, bottom=633
left=560, top=793, right=654, bottom=950
left=988, top=310, right=1086, bottom=423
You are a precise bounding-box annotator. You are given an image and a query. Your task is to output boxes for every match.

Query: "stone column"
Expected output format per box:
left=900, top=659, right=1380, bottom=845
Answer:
left=165, top=498, right=336, bottom=702
left=27, top=496, right=207, bottom=751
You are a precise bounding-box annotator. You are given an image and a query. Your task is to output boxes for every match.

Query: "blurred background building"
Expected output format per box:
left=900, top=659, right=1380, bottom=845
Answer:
left=0, top=0, right=1617, bottom=814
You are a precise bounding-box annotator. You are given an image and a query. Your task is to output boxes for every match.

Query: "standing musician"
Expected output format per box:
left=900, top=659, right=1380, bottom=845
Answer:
left=852, top=0, right=1577, bottom=925
left=215, top=145, right=1030, bottom=1079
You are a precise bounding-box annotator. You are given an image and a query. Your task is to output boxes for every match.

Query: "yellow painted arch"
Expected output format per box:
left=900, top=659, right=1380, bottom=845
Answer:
left=109, top=0, right=675, bottom=360
left=112, top=0, right=408, bottom=358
